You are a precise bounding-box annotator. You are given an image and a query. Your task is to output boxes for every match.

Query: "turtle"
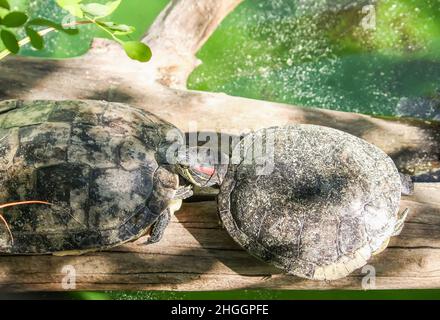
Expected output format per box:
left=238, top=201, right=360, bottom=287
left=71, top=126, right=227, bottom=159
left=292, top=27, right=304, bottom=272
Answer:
left=217, top=124, right=414, bottom=280
left=0, top=99, right=222, bottom=255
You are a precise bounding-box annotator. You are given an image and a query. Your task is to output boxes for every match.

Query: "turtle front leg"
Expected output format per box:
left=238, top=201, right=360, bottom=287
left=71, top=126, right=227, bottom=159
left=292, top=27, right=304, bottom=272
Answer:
left=143, top=199, right=183, bottom=245
left=174, top=185, right=193, bottom=200
left=145, top=209, right=172, bottom=244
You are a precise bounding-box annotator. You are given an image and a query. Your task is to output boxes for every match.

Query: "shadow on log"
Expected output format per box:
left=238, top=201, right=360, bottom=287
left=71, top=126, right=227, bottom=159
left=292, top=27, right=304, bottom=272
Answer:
left=1, top=183, right=440, bottom=291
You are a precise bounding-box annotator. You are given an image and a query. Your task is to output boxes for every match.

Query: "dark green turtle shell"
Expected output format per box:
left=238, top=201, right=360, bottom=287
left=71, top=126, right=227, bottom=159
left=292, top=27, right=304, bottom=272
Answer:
left=0, top=100, right=183, bottom=254
left=218, top=125, right=402, bottom=280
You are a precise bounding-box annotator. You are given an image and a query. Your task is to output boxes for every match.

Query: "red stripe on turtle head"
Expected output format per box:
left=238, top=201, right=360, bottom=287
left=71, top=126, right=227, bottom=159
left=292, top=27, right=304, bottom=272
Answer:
left=194, top=165, right=215, bottom=176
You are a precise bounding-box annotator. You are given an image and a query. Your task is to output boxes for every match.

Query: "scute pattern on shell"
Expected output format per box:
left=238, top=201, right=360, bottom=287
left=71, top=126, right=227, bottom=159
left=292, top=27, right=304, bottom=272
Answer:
left=0, top=100, right=182, bottom=254
left=218, top=125, right=402, bottom=280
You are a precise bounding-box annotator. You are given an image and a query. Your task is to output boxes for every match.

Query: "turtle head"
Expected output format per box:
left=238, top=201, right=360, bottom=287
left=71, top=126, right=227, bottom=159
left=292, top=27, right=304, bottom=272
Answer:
left=176, top=147, right=228, bottom=187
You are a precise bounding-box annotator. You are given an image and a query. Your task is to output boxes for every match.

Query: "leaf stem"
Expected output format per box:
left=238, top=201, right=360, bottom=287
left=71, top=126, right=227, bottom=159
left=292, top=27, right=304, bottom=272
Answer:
left=86, top=16, right=122, bottom=44
left=0, top=20, right=93, bottom=61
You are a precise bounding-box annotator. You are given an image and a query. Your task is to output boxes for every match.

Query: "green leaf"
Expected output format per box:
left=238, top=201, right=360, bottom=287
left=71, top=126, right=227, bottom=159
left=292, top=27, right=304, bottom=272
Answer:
left=56, top=0, right=82, bottom=6
left=28, top=18, right=79, bottom=35
left=104, top=0, right=121, bottom=16
left=2, top=11, right=28, bottom=27
left=98, top=21, right=134, bottom=35
left=56, top=0, right=83, bottom=18
left=0, top=0, right=9, bottom=10
left=1, top=29, right=18, bottom=53
left=25, top=27, right=44, bottom=50
left=123, top=41, right=152, bottom=62
left=81, top=0, right=121, bottom=18
left=0, top=8, right=8, bottom=19
left=80, top=3, right=107, bottom=17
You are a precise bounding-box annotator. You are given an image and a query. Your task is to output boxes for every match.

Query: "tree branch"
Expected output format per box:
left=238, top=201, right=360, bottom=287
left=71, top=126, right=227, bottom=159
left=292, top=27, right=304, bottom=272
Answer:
left=2, top=184, right=440, bottom=291
left=142, top=0, right=244, bottom=88
left=0, top=49, right=439, bottom=178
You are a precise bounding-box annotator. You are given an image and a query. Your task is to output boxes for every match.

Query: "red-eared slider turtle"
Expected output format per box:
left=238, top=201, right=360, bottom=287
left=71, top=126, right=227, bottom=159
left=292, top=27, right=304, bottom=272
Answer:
left=218, top=125, right=413, bottom=280
left=0, top=100, right=221, bottom=254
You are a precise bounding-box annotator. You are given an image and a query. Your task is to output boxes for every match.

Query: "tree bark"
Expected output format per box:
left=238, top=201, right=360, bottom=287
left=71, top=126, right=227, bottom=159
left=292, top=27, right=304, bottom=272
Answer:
left=1, top=183, right=440, bottom=291
left=1, top=47, right=438, bottom=177
left=142, top=0, right=244, bottom=88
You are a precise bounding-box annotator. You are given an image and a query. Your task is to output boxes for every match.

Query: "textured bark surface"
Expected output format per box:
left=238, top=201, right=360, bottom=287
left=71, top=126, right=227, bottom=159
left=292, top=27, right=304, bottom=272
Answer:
left=0, top=0, right=439, bottom=291
left=142, top=0, right=244, bottom=88
left=1, top=48, right=439, bottom=177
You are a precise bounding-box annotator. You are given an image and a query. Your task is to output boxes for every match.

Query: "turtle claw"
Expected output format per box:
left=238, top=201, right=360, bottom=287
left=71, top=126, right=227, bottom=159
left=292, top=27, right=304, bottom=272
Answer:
left=141, top=210, right=171, bottom=245
left=174, top=185, right=193, bottom=200
left=140, top=237, right=157, bottom=246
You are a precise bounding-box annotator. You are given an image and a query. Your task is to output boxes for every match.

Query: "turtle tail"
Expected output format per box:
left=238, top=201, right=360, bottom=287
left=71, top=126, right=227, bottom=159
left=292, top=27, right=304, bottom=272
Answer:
left=399, top=173, right=414, bottom=196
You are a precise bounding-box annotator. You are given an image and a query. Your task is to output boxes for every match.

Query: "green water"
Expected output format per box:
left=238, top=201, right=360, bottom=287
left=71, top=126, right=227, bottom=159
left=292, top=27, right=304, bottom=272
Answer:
left=5, top=0, right=440, bottom=299
left=42, top=289, right=440, bottom=300
left=189, top=0, right=440, bottom=118
left=9, top=0, right=440, bottom=118
left=17, top=289, right=440, bottom=300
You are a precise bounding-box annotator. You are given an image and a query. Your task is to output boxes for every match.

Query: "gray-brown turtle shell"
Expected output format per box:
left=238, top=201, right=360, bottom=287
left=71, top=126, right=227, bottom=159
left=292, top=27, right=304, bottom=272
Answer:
left=218, top=125, right=402, bottom=280
left=0, top=100, right=183, bottom=254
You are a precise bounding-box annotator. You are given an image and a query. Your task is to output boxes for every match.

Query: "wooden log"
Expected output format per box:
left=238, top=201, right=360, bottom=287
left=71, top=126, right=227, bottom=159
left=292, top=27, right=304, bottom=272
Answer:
left=0, top=1, right=438, bottom=178
left=143, top=0, right=245, bottom=88
left=0, top=183, right=439, bottom=291
left=0, top=47, right=439, bottom=177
